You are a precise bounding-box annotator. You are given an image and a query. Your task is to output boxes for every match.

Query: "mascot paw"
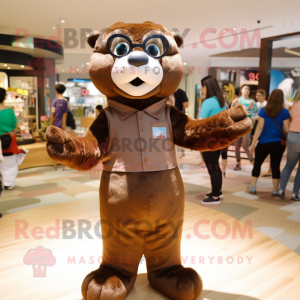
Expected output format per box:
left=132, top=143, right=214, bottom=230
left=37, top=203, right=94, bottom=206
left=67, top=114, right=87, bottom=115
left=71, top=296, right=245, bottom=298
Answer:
left=148, top=265, right=202, bottom=300
left=81, top=265, right=137, bottom=300
left=46, top=126, right=69, bottom=145
left=45, top=126, right=74, bottom=162
left=226, top=104, right=252, bottom=138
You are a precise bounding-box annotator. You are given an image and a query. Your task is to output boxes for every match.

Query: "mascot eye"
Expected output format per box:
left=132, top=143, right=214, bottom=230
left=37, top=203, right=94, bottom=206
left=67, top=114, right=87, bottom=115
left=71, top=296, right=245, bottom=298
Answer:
left=115, top=43, right=129, bottom=56
left=146, top=44, right=160, bottom=57
left=145, top=37, right=165, bottom=57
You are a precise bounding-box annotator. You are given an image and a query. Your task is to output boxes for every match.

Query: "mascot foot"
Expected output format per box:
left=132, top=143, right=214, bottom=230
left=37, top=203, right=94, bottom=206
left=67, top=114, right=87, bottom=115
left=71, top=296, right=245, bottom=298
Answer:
left=81, top=265, right=137, bottom=300
left=148, top=265, right=202, bottom=300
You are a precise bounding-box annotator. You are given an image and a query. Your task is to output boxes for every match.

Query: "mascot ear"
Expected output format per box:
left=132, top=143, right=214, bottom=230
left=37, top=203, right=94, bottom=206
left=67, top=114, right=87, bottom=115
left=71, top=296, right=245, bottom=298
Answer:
left=112, top=22, right=125, bottom=27
left=87, top=30, right=101, bottom=48
left=171, top=31, right=184, bottom=48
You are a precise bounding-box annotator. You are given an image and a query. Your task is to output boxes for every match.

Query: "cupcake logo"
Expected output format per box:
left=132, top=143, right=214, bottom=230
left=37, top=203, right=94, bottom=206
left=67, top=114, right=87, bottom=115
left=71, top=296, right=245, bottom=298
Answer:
left=23, top=246, right=56, bottom=277
left=24, top=57, right=57, bottom=88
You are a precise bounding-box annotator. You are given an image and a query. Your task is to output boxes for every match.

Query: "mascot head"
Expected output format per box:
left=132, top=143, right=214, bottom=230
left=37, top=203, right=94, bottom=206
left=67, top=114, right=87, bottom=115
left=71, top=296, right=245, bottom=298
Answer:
left=87, top=21, right=183, bottom=108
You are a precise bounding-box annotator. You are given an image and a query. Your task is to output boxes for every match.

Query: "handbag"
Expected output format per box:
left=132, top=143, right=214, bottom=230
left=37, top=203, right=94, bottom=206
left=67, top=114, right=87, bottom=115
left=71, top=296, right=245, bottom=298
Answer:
left=0, top=134, right=12, bottom=150
left=0, top=132, right=20, bottom=156
left=66, top=112, right=76, bottom=129
left=271, top=118, right=288, bottom=145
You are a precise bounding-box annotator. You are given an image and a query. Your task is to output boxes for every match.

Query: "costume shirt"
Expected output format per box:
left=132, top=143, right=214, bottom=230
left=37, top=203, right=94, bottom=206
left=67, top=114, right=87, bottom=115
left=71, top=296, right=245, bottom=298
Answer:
left=102, top=99, right=177, bottom=172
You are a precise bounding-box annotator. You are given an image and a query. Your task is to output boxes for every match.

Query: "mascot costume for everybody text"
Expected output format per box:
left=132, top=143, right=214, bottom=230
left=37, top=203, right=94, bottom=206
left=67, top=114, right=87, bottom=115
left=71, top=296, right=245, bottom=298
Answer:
left=46, top=21, right=252, bottom=300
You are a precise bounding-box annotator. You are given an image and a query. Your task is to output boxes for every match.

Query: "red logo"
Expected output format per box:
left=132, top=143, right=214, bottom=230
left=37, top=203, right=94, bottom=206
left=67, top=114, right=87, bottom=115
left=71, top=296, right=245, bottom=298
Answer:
left=23, top=246, right=56, bottom=277
left=25, top=57, right=57, bottom=88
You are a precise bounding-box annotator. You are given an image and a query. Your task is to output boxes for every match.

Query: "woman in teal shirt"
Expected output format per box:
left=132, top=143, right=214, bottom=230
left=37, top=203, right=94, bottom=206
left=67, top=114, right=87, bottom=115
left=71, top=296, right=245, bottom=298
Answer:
left=232, top=84, right=257, bottom=170
left=199, top=76, right=226, bottom=205
left=0, top=87, right=18, bottom=189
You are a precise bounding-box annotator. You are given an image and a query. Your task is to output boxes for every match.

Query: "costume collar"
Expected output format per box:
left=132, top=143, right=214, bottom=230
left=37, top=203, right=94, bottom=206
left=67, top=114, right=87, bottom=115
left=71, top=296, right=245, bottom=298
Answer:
left=107, top=99, right=167, bottom=121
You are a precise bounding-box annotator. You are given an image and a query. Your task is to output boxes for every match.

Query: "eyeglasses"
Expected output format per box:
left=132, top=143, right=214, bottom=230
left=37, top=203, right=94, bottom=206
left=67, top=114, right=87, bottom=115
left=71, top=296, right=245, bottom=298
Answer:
left=107, top=34, right=169, bottom=59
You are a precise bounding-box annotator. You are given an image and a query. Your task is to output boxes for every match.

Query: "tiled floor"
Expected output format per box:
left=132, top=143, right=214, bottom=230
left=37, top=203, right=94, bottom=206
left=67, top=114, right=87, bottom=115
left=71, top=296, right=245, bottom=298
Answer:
left=1, top=152, right=299, bottom=255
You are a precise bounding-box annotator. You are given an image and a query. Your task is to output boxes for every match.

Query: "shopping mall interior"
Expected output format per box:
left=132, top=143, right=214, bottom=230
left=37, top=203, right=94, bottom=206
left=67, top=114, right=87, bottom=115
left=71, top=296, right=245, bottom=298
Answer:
left=0, top=1, right=300, bottom=299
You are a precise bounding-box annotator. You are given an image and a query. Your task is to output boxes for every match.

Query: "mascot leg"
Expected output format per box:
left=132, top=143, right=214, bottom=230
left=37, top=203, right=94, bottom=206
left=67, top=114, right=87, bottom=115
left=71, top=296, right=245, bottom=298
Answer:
left=145, top=168, right=203, bottom=300
left=147, top=265, right=202, bottom=300
left=82, top=171, right=144, bottom=300
left=81, top=264, right=137, bottom=300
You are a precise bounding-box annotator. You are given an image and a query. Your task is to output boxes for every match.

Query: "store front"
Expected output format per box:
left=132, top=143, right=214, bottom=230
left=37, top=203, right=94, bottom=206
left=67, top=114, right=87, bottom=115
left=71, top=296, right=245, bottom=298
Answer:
left=0, top=33, right=64, bottom=169
left=59, top=78, right=107, bottom=135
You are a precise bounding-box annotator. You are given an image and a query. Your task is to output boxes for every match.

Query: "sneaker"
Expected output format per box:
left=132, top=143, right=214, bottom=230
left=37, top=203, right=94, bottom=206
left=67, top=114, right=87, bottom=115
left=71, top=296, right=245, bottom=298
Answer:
left=247, top=184, right=256, bottom=194
left=234, top=164, right=242, bottom=171
left=272, top=190, right=280, bottom=197
left=201, top=196, right=221, bottom=205
left=4, top=186, right=13, bottom=190
left=291, top=194, right=300, bottom=201
left=205, top=192, right=224, bottom=199
left=278, top=189, right=285, bottom=199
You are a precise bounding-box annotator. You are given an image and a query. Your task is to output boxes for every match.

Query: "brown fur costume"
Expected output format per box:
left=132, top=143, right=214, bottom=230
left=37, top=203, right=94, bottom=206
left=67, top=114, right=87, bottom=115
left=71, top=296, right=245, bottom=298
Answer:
left=46, top=21, right=252, bottom=300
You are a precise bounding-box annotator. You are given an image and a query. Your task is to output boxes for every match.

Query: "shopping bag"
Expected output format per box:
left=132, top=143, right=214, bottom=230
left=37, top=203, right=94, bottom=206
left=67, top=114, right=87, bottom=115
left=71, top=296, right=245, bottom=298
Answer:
left=17, top=148, right=29, bottom=166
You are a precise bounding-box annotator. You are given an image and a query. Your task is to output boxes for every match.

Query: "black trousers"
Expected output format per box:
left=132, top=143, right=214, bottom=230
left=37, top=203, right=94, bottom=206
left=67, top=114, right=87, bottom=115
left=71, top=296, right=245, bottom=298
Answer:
left=202, top=150, right=222, bottom=197
left=252, top=142, right=286, bottom=179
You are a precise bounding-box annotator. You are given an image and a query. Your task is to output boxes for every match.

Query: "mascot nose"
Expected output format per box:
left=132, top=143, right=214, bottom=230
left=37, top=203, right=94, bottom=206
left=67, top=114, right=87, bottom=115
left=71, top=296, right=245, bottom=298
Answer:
left=128, top=51, right=149, bottom=67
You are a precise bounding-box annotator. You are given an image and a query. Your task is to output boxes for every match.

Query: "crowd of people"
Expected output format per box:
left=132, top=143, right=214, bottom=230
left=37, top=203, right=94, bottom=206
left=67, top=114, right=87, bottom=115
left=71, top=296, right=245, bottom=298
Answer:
left=0, top=78, right=299, bottom=205
left=198, top=78, right=300, bottom=204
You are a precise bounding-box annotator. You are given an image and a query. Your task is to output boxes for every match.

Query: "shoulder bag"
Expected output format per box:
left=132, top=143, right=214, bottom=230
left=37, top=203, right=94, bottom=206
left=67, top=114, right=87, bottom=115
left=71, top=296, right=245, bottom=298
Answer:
left=271, top=118, right=287, bottom=146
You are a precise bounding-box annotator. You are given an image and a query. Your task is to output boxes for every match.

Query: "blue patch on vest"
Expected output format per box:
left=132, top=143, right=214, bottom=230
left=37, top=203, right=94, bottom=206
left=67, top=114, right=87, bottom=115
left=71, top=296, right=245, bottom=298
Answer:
left=152, top=127, right=167, bottom=139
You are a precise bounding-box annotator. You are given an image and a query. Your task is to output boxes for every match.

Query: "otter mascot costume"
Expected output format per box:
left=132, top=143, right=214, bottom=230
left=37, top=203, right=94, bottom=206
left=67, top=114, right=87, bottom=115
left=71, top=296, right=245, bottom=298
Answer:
left=46, top=22, right=251, bottom=300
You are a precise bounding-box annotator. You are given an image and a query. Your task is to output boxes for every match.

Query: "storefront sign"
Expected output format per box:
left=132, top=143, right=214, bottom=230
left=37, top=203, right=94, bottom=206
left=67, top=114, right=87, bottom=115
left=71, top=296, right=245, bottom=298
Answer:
left=291, top=68, right=300, bottom=77
left=81, top=89, right=89, bottom=95
left=7, top=88, right=28, bottom=95
left=248, top=72, right=259, bottom=81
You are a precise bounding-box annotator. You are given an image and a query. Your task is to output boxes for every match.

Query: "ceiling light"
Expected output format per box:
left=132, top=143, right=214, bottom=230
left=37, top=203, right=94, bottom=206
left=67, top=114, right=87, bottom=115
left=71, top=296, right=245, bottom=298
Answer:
left=61, top=19, right=65, bottom=23
left=21, top=65, right=24, bottom=68
left=4, top=64, right=7, bottom=66
left=86, top=34, right=89, bottom=37
left=233, top=27, right=236, bottom=31
left=183, top=62, right=187, bottom=65
left=52, top=26, right=56, bottom=29
left=86, top=62, right=89, bottom=65
left=8, top=67, right=10, bottom=69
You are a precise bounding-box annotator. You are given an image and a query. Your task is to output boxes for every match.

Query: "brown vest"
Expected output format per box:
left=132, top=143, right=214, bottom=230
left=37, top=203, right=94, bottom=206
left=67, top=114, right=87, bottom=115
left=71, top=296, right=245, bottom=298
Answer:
left=102, top=99, right=177, bottom=172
